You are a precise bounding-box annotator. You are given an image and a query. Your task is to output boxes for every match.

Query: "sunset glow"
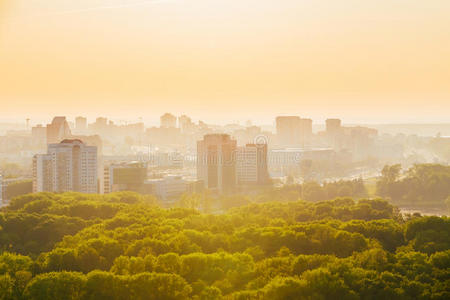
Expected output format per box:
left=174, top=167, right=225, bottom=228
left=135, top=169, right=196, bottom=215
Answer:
left=1, top=0, right=449, bottom=123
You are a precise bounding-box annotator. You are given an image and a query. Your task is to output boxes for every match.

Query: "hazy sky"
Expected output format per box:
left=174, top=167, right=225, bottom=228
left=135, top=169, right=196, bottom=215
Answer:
left=0, top=0, right=449, bottom=124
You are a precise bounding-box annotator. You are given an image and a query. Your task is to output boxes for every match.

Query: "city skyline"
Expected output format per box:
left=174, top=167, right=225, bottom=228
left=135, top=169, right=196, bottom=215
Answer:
left=0, top=2, right=448, bottom=298
left=1, top=113, right=450, bottom=129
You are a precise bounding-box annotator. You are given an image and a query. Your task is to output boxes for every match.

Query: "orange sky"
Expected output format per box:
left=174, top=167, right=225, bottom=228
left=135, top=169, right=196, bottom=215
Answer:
left=0, top=0, right=449, bottom=124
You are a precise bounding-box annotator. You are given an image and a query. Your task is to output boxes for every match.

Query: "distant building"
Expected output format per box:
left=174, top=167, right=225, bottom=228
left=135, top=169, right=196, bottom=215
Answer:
left=89, top=117, right=108, bottom=135
left=160, top=113, right=177, bottom=128
left=104, top=162, right=147, bottom=194
left=276, top=116, right=313, bottom=148
left=147, top=175, right=187, bottom=202
left=178, top=115, right=196, bottom=133
left=236, top=144, right=269, bottom=185
left=326, top=119, right=342, bottom=136
left=46, top=117, right=72, bottom=144
left=323, top=119, right=378, bottom=159
left=33, top=139, right=98, bottom=193
left=276, top=116, right=301, bottom=147
left=325, top=119, right=343, bottom=149
left=32, top=154, right=52, bottom=192
left=71, top=135, right=103, bottom=155
left=75, top=116, right=88, bottom=133
left=345, top=126, right=378, bottom=160
left=95, top=117, right=108, bottom=128
left=233, top=126, right=263, bottom=146
left=197, top=134, right=237, bottom=193
left=1, top=178, right=33, bottom=204
left=300, top=118, right=313, bottom=147
left=31, top=124, right=47, bottom=148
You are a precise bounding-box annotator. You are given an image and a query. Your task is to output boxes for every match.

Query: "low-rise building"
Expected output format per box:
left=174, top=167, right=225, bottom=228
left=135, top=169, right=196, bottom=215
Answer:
left=104, top=162, right=147, bottom=193
left=146, top=175, right=188, bottom=203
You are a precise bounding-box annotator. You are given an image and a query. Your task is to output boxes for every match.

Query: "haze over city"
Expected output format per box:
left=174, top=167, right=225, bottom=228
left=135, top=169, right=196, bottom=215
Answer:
left=0, top=2, right=449, bottom=300
left=1, top=0, right=450, bottom=123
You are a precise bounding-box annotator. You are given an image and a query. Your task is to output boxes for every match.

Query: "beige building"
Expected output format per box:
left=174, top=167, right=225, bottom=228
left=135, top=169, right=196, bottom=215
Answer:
left=147, top=175, right=187, bottom=203
left=236, top=144, right=269, bottom=185
left=33, top=139, right=98, bottom=193
left=104, top=162, right=147, bottom=194
left=31, top=124, right=47, bottom=148
left=75, top=116, right=88, bottom=134
left=197, top=134, right=237, bottom=193
left=160, top=113, right=177, bottom=128
left=46, top=116, right=72, bottom=144
left=276, top=116, right=313, bottom=148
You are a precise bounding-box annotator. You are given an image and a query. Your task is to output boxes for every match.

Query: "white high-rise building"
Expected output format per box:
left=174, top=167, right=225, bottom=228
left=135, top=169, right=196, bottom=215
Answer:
left=33, top=139, right=98, bottom=193
left=236, top=144, right=269, bottom=185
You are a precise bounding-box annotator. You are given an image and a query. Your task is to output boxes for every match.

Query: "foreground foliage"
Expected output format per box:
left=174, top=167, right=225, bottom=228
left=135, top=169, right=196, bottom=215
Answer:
left=0, top=192, right=449, bottom=299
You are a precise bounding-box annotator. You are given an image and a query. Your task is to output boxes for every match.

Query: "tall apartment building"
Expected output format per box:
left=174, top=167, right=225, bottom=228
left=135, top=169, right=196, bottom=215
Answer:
left=236, top=144, right=269, bottom=185
left=300, top=118, right=313, bottom=148
left=75, top=116, right=88, bottom=133
left=326, top=118, right=343, bottom=149
left=160, top=113, right=177, bottom=128
left=33, top=139, right=98, bottom=193
left=46, top=116, right=72, bottom=144
left=31, top=124, right=47, bottom=148
left=276, top=116, right=313, bottom=148
left=197, top=134, right=237, bottom=193
left=276, top=116, right=301, bottom=147
left=178, top=115, right=196, bottom=133
left=326, top=119, right=342, bottom=135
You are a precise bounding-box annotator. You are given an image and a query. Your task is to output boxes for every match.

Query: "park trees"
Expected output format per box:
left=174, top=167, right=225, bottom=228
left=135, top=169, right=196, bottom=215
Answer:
left=0, top=190, right=448, bottom=298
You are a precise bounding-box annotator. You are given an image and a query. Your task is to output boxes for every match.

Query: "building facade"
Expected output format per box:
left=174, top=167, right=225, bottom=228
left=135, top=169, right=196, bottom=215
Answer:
left=147, top=175, right=187, bottom=202
left=160, top=113, right=177, bottom=128
left=33, top=139, right=98, bottom=193
left=31, top=124, right=47, bottom=148
left=197, top=134, right=237, bottom=193
left=236, top=143, right=269, bottom=185
left=300, top=118, right=313, bottom=148
left=75, top=116, right=88, bottom=133
left=276, top=116, right=301, bottom=147
left=276, top=116, right=313, bottom=148
left=104, top=162, right=147, bottom=194
left=46, top=116, right=72, bottom=144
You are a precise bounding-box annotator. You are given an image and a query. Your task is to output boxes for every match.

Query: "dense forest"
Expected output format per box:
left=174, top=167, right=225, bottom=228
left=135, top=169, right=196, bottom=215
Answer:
left=0, top=191, right=449, bottom=299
